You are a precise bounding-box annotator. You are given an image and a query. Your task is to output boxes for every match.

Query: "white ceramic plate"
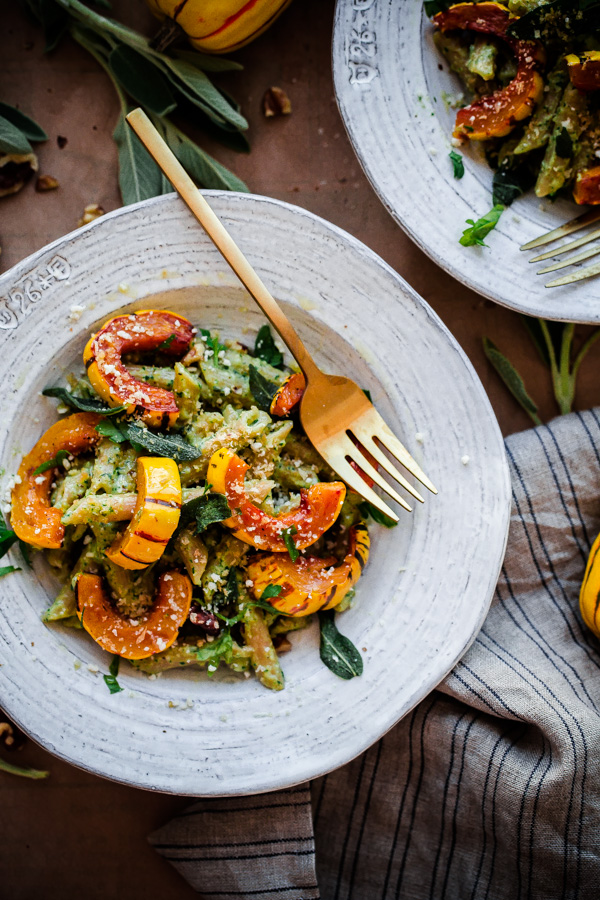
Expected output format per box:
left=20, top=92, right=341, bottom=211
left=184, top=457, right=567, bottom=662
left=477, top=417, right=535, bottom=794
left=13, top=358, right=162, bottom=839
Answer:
left=0, top=192, right=510, bottom=795
left=333, top=0, right=600, bottom=323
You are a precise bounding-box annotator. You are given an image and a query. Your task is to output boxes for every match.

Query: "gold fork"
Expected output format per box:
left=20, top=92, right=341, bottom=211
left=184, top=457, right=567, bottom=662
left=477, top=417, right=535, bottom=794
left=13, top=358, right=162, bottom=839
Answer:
left=126, top=109, right=437, bottom=523
left=521, top=207, right=600, bottom=287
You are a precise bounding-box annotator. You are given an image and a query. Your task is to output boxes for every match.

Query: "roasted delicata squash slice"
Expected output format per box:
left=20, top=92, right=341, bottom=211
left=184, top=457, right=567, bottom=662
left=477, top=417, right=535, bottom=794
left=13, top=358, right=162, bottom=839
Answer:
left=269, top=372, right=305, bottom=416
left=11, top=413, right=101, bottom=549
left=105, top=457, right=181, bottom=570
left=83, top=310, right=194, bottom=427
left=434, top=2, right=545, bottom=140
left=75, top=570, right=192, bottom=658
left=566, top=51, right=600, bottom=92
left=247, top=524, right=370, bottom=617
left=208, top=447, right=346, bottom=552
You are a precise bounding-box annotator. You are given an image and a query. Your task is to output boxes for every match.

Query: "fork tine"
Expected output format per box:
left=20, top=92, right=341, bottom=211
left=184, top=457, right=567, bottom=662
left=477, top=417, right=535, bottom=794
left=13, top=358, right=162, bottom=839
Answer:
left=537, top=244, right=600, bottom=274
left=349, top=423, right=424, bottom=503
left=529, top=226, right=600, bottom=263
left=335, top=433, right=414, bottom=508
left=357, top=407, right=437, bottom=494
left=545, top=256, right=600, bottom=287
left=520, top=208, right=600, bottom=251
left=319, top=451, right=404, bottom=519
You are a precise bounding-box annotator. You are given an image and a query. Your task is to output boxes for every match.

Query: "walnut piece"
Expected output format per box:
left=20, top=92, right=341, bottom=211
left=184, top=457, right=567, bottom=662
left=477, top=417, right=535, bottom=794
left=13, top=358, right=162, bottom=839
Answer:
left=78, top=203, right=105, bottom=227
left=36, top=174, right=59, bottom=192
left=262, top=86, right=292, bottom=118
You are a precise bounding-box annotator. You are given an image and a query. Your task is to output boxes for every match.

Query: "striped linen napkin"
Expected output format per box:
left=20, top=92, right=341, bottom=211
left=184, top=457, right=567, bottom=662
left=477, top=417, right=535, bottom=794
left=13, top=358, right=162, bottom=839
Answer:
left=150, top=409, right=600, bottom=899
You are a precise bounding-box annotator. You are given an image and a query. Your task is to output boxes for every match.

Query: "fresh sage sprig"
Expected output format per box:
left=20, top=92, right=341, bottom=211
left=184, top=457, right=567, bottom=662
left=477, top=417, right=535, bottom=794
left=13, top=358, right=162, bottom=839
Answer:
left=484, top=319, right=600, bottom=423
left=0, top=102, right=48, bottom=155
left=22, top=0, right=249, bottom=204
left=318, top=609, right=363, bottom=680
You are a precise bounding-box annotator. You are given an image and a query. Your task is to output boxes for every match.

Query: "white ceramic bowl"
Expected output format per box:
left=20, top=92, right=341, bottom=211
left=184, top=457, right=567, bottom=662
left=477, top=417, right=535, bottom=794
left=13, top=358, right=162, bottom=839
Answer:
left=333, top=0, right=600, bottom=323
left=0, top=192, right=510, bottom=795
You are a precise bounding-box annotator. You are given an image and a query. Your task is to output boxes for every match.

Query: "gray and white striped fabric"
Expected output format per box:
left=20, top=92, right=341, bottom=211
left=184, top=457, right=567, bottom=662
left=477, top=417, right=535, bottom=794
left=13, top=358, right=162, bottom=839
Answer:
left=150, top=410, right=600, bottom=900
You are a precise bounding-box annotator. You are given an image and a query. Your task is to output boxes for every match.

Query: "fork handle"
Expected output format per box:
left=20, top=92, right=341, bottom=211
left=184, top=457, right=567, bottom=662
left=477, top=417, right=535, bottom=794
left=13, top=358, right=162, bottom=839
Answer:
left=126, top=109, right=322, bottom=383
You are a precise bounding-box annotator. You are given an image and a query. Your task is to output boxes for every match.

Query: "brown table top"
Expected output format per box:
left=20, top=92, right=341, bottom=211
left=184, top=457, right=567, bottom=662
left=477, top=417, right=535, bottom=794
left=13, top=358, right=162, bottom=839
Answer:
left=2, top=1, right=600, bottom=896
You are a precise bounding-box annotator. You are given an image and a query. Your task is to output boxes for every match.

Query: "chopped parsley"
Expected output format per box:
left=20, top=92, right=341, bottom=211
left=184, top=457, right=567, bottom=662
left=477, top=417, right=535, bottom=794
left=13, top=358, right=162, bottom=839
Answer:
left=459, top=204, right=504, bottom=247
left=449, top=150, right=465, bottom=179
left=103, top=655, right=123, bottom=694
left=358, top=501, right=398, bottom=528
left=0, top=565, right=21, bottom=577
left=33, top=449, right=69, bottom=476
left=281, top=525, right=299, bottom=562
left=157, top=333, right=176, bottom=350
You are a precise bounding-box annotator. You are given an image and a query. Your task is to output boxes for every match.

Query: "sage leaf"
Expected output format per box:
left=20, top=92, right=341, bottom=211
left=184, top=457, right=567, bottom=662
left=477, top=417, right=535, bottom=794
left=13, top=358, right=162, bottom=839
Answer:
left=281, top=526, right=299, bottom=562
left=254, top=325, right=284, bottom=368
left=43, top=386, right=126, bottom=415
left=180, top=493, right=231, bottom=533
left=103, top=654, right=123, bottom=694
left=0, top=115, right=32, bottom=155
left=318, top=609, right=363, bottom=680
left=0, top=565, right=21, bottom=578
left=483, top=338, right=541, bottom=425
left=23, top=0, right=68, bottom=52
left=249, top=365, right=279, bottom=411
left=173, top=50, right=243, bottom=73
left=555, top=126, right=573, bottom=158
left=163, top=122, right=248, bottom=192
left=109, top=45, right=177, bottom=117
left=162, top=58, right=248, bottom=131
left=121, top=423, right=201, bottom=461
left=449, top=150, right=464, bottom=179
left=113, top=109, right=164, bottom=205
left=358, top=501, right=397, bottom=528
left=424, top=0, right=454, bottom=15
left=492, top=168, right=527, bottom=207
left=0, top=103, right=47, bottom=143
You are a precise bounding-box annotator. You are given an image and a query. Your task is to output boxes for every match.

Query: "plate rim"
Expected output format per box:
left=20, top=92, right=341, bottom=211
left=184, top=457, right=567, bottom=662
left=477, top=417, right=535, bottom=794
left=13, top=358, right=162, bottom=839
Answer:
left=0, top=191, right=511, bottom=795
left=332, top=0, right=600, bottom=325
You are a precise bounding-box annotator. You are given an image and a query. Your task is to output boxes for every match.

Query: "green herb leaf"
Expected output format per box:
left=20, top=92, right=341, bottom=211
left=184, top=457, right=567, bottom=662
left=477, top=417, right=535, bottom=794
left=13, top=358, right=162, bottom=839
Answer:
left=200, top=328, right=227, bottom=363
left=103, top=654, right=123, bottom=694
left=0, top=756, right=49, bottom=779
left=555, top=126, right=573, bottom=158
left=249, top=365, right=279, bottom=411
left=449, top=150, right=464, bottom=179
left=173, top=50, right=244, bottom=73
left=281, top=526, right=299, bottom=562
left=0, top=115, right=32, bottom=155
left=95, top=419, right=201, bottom=460
left=179, top=493, right=231, bottom=533
left=318, top=609, right=363, bottom=680
left=43, top=386, right=126, bottom=416
left=32, top=449, right=69, bottom=476
left=109, top=45, right=177, bottom=117
left=459, top=204, right=504, bottom=247
left=113, top=109, right=164, bottom=206
left=161, top=58, right=248, bottom=131
left=0, top=565, right=21, bottom=578
left=193, top=629, right=234, bottom=669
left=254, top=325, right=284, bottom=368
left=492, top=169, right=526, bottom=207
left=261, top=584, right=283, bottom=601
left=95, top=419, right=127, bottom=443
left=157, top=333, right=176, bottom=350
left=0, top=519, right=18, bottom=560
left=358, top=501, right=397, bottom=528
left=483, top=337, right=541, bottom=425
left=0, top=103, right=47, bottom=143
left=163, top=120, right=249, bottom=192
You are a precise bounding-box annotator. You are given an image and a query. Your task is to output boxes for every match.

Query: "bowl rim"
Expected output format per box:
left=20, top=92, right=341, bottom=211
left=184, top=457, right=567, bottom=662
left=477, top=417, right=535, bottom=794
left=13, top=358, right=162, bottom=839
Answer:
left=0, top=191, right=511, bottom=795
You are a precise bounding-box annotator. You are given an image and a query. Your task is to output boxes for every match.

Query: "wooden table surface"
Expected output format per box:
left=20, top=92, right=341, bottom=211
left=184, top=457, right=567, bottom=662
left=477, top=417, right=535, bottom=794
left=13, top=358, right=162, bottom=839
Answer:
left=2, top=1, right=600, bottom=896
